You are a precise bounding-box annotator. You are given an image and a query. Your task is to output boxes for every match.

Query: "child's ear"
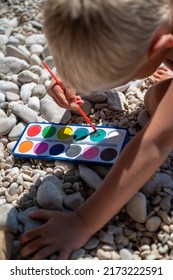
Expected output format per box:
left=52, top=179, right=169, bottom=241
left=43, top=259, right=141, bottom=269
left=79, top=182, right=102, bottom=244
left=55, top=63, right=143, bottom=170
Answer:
left=148, top=33, right=173, bottom=58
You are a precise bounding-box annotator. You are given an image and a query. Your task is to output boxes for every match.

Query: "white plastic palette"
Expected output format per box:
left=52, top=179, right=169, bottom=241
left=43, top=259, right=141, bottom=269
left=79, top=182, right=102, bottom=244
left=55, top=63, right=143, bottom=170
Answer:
left=12, top=122, right=130, bottom=165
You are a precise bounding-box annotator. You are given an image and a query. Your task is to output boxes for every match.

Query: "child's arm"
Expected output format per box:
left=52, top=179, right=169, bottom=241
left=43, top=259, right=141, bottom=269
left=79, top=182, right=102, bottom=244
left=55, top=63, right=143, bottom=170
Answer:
left=20, top=80, right=173, bottom=260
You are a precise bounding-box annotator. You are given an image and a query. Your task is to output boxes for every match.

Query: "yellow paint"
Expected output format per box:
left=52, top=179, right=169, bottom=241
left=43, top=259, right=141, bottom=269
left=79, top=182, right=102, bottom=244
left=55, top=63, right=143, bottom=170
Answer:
left=57, top=127, right=73, bottom=139
left=18, top=141, right=33, bottom=153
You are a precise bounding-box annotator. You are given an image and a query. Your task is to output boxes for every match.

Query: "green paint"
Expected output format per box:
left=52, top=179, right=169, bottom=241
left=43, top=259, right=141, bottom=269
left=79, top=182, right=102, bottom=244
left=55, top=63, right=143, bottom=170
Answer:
left=42, top=126, right=57, bottom=138
left=90, top=129, right=106, bottom=142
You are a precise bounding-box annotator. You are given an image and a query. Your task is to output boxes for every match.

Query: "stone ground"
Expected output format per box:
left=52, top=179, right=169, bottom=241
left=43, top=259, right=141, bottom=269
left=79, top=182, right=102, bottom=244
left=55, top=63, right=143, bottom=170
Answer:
left=0, top=0, right=173, bottom=260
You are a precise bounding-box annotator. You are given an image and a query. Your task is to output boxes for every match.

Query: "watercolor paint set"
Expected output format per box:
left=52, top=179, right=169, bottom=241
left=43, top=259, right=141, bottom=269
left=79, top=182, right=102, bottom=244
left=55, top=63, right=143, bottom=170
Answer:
left=12, top=122, right=130, bottom=165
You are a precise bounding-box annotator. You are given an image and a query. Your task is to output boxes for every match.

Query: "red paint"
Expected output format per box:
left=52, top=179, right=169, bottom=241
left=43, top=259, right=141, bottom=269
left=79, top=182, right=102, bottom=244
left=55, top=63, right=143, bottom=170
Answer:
left=27, top=125, right=41, bottom=137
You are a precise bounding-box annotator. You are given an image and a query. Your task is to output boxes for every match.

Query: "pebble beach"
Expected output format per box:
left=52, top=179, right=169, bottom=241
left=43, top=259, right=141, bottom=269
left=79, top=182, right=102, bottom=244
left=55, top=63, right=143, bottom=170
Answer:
left=1, top=0, right=173, bottom=260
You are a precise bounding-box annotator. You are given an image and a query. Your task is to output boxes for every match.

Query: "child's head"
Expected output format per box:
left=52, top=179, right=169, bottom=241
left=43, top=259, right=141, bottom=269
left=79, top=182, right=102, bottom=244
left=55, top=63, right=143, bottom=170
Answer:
left=44, top=0, right=171, bottom=92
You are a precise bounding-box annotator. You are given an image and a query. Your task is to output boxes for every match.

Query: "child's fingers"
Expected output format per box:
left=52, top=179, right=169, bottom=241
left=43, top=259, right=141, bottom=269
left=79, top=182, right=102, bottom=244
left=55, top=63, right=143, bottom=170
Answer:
left=76, top=96, right=85, bottom=104
left=57, top=249, right=71, bottom=260
left=29, top=209, right=53, bottom=221
left=48, top=81, right=69, bottom=108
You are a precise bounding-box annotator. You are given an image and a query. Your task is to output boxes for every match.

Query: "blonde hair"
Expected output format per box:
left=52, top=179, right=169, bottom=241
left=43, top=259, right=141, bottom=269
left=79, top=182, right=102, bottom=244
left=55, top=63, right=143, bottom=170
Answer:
left=44, top=0, right=171, bottom=92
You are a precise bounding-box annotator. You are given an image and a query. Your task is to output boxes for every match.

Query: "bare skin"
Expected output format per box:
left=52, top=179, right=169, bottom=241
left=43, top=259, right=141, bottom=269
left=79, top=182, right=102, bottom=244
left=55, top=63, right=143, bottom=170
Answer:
left=20, top=77, right=173, bottom=260
left=20, top=4, right=173, bottom=260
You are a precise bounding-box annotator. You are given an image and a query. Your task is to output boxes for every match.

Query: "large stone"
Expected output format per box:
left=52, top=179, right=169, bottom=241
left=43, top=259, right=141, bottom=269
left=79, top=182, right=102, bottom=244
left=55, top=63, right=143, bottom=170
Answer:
left=126, top=192, right=147, bottom=223
left=79, top=165, right=102, bottom=190
left=26, top=34, right=46, bottom=46
left=0, top=80, right=19, bottom=94
left=6, top=45, right=29, bottom=62
left=10, top=103, right=45, bottom=123
left=0, top=117, right=16, bottom=136
left=37, top=180, right=63, bottom=210
left=0, top=204, right=19, bottom=234
left=63, top=192, right=84, bottom=210
left=40, top=98, right=71, bottom=123
left=0, top=56, right=29, bottom=74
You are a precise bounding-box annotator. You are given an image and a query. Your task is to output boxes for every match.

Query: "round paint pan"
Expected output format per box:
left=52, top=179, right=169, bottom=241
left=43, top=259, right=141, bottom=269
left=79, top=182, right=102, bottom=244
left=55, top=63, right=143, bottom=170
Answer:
left=49, top=144, right=65, bottom=156
left=73, top=128, right=89, bottom=141
left=83, top=146, right=99, bottom=160
left=106, top=130, right=124, bottom=144
left=18, top=140, right=33, bottom=153
left=42, top=126, right=57, bottom=138
left=33, top=142, right=49, bottom=154
left=57, top=126, right=73, bottom=140
left=90, top=129, right=106, bottom=142
left=27, top=125, right=41, bottom=137
left=100, top=148, right=117, bottom=161
left=65, top=145, right=82, bottom=158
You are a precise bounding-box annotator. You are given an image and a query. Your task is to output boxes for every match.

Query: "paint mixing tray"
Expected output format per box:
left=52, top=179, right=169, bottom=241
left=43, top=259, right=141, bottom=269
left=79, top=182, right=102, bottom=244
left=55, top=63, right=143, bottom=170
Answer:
left=12, top=122, right=130, bottom=165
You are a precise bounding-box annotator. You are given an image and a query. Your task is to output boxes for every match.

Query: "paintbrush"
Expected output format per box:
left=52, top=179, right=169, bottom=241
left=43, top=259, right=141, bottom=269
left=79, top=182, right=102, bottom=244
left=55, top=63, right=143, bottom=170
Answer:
left=42, top=61, right=97, bottom=132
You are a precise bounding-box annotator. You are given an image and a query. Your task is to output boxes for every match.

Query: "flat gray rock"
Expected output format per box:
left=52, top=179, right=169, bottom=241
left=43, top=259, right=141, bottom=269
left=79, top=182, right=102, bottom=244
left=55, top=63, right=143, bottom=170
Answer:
left=0, top=56, right=29, bottom=74
left=40, top=98, right=71, bottom=123
left=37, top=180, right=63, bottom=210
left=0, top=80, right=19, bottom=93
left=79, top=165, right=102, bottom=190
left=126, top=192, right=147, bottom=223
left=0, top=117, right=16, bottom=136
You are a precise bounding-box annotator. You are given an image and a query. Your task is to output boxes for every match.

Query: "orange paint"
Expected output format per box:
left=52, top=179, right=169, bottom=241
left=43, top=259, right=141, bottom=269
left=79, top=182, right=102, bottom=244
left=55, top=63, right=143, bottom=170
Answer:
left=18, top=141, right=33, bottom=153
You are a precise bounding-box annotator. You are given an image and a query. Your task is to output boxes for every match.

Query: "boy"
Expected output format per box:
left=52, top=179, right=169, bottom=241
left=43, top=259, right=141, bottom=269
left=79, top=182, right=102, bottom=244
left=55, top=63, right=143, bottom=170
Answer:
left=20, top=0, right=173, bottom=259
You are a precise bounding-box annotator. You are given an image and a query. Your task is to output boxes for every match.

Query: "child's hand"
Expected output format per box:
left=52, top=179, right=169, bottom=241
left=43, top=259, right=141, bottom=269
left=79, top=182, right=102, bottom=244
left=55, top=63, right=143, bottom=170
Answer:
left=20, top=209, right=92, bottom=260
left=48, top=78, right=84, bottom=110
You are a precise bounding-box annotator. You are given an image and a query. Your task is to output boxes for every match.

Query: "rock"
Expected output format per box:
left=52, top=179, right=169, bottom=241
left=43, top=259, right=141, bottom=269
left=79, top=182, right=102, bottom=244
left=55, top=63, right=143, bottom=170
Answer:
left=6, top=45, right=29, bottom=62
left=37, top=180, right=63, bottom=210
left=7, top=36, right=20, bottom=46
left=0, top=117, right=16, bottom=136
left=0, top=56, right=29, bottom=74
left=126, top=192, right=147, bottom=223
left=9, top=103, right=45, bottom=123
left=119, top=249, right=134, bottom=260
left=20, top=82, right=36, bottom=103
left=30, top=54, right=42, bottom=66
left=28, top=96, right=40, bottom=112
left=26, top=34, right=46, bottom=46
left=18, top=70, right=38, bottom=83
left=0, top=92, right=5, bottom=103
left=107, top=90, right=127, bottom=110
left=8, top=122, right=25, bottom=141
left=84, top=91, right=107, bottom=103
left=42, top=44, right=50, bottom=59
left=40, top=98, right=71, bottom=123
left=63, top=192, right=84, bottom=210
left=72, top=100, right=92, bottom=116
left=70, top=249, right=85, bottom=260
left=0, top=228, right=13, bottom=260
left=5, top=91, right=20, bottom=102
left=79, top=165, right=102, bottom=190
left=30, top=44, right=43, bottom=55
left=96, top=248, right=112, bottom=260
left=145, top=216, right=162, bottom=232
left=32, top=84, right=47, bottom=99
left=18, top=206, right=43, bottom=233
left=0, top=80, right=19, bottom=93
left=44, top=56, right=54, bottom=69
left=7, top=141, right=17, bottom=153
left=160, top=195, right=171, bottom=212
left=99, top=231, right=114, bottom=245
left=0, top=34, right=8, bottom=45
left=142, top=173, right=173, bottom=196
left=0, top=204, right=19, bottom=234
left=142, top=173, right=159, bottom=195
left=84, top=237, right=100, bottom=250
